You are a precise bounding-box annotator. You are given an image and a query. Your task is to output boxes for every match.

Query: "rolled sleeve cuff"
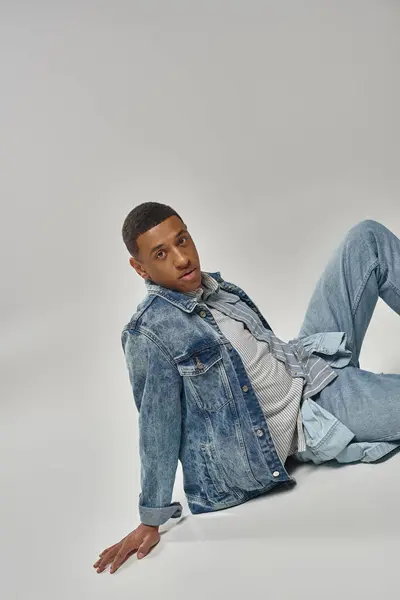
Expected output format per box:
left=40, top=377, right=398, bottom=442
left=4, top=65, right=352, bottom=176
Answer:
left=293, top=331, right=353, bottom=368
left=139, top=501, right=183, bottom=526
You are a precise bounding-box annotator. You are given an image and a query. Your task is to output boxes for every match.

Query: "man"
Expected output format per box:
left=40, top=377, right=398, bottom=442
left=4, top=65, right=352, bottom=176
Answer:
left=94, top=202, right=400, bottom=574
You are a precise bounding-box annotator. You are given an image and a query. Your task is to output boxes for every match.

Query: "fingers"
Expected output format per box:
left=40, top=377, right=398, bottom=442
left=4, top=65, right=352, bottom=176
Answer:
left=137, top=536, right=160, bottom=560
left=110, top=542, right=137, bottom=574
left=94, top=529, right=159, bottom=574
left=94, top=545, right=122, bottom=572
left=96, top=545, right=116, bottom=561
left=109, top=548, right=137, bottom=573
left=136, top=544, right=149, bottom=560
left=93, top=537, right=128, bottom=570
left=94, top=552, right=114, bottom=573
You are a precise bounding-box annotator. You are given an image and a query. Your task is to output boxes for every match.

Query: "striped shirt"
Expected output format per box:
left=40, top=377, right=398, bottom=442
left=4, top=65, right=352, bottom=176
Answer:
left=198, top=271, right=340, bottom=402
left=146, top=269, right=342, bottom=457
left=184, top=272, right=304, bottom=463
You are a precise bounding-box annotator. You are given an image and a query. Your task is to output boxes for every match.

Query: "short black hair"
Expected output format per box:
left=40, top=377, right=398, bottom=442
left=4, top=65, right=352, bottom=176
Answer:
left=122, top=202, right=183, bottom=259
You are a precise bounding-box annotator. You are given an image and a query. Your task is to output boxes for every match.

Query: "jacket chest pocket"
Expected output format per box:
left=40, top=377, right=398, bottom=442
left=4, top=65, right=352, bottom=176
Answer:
left=176, top=345, right=233, bottom=412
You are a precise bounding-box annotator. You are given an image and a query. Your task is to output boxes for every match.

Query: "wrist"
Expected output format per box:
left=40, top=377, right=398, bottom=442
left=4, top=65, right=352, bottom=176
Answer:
left=141, top=522, right=159, bottom=531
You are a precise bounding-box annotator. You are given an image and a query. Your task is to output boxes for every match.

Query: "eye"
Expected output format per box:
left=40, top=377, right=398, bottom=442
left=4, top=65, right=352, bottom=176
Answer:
left=155, top=236, right=189, bottom=259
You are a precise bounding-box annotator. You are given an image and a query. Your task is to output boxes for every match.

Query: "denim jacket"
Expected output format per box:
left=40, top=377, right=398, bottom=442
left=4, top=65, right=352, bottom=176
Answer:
left=121, top=271, right=400, bottom=526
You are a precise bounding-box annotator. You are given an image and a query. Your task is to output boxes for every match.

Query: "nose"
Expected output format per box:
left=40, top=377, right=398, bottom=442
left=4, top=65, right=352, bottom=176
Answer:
left=173, top=248, right=190, bottom=267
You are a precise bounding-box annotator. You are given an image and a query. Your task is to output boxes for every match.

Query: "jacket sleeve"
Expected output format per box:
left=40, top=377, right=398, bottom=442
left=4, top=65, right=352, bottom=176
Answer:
left=121, top=328, right=183, bottom=526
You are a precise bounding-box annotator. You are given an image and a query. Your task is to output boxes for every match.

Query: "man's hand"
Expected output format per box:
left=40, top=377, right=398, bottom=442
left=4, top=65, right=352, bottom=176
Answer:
left=93, top=523, right=160, bottom=574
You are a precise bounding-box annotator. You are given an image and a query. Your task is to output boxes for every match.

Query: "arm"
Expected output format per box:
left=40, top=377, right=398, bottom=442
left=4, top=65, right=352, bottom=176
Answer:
left=121, top=328, right=183, bottom=526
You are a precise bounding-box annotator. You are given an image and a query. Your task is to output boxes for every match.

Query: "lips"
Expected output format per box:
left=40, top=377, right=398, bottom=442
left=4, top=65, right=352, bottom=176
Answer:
left=180, top=268, right=197, bottom=279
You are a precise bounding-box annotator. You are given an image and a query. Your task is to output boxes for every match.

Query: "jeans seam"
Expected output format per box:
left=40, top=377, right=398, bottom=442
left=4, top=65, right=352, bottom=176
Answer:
left=347, top=258, right=380, bottom=359
left=351, top=259, right=379, bottom=319
left=373, top=432, right=400, bottom=443
left=387, top=278, right=400, bottom=300
left=310, top=420, right=341, bottom=451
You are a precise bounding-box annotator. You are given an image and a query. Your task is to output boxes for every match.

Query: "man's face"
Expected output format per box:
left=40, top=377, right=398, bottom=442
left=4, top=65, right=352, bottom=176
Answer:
left=129, top=216, right=202, bottom=292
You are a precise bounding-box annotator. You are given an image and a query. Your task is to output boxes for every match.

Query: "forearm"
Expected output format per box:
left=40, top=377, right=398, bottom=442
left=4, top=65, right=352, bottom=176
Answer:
left=122, top=329, right=183, bottom=527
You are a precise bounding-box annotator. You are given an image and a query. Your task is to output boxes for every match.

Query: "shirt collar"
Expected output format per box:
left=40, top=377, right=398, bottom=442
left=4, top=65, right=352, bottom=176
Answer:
left=183, top=271, right=220, bottom=301
left=144, top=270, right=220, bottom=302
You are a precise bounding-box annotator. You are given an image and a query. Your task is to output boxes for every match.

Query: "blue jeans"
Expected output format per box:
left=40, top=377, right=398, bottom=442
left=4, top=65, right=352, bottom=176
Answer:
left=297, top=219, right=400, bottom=443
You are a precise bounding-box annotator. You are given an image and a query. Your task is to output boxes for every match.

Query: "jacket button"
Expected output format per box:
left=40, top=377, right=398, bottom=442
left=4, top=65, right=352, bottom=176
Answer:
left=256, top=429, right=264, bottom=437
left=200, top=310, right=207, bottom=318
left=242, top=385, right=248, bottom=392
left=273, top=471, right=280, bottom=477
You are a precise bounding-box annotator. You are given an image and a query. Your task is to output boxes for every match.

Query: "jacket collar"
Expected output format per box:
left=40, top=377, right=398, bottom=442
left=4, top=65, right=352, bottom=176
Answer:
left=144, top=270, right=223, bottom=313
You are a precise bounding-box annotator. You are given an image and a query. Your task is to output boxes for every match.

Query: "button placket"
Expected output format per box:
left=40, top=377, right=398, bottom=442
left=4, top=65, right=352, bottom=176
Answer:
left=198, top=306, right=231, bottom=348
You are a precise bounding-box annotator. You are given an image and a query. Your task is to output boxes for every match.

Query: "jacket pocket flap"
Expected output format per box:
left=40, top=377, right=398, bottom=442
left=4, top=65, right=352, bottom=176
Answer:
left=176, top=346, right=222, bottom=376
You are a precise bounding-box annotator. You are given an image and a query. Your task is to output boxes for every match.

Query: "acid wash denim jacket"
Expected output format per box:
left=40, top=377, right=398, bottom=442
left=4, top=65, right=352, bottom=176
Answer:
left=121, top=271, right=400, bottom=526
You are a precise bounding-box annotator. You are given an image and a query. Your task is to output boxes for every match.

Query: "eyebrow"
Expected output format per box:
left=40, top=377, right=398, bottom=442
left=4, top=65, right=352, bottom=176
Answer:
left=150, top=229, right=187, bottom=256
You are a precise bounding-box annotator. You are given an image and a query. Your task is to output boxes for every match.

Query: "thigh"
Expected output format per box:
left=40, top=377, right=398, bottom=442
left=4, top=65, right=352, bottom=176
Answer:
left=315, top=366, right=400, bottom=442
left=297, top=220, right=383, bottom=367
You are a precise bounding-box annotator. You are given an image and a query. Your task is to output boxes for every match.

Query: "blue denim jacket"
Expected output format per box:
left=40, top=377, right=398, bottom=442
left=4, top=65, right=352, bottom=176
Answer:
left=121, top=271, right=400, bottom=526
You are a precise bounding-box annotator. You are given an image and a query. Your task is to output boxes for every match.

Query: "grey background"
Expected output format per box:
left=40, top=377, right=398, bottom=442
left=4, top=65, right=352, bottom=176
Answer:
left=1, top=1, right=400, bottom=598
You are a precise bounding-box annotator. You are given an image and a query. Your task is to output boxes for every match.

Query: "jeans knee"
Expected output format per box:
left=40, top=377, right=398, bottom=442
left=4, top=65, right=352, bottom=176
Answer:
left=346, top=219, right=385, bottom=243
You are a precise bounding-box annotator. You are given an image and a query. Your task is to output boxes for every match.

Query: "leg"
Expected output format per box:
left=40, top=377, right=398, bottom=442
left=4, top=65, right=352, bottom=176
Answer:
left=314, top=365, right=400, bottom=443
left=297, top=219, right=400, bottom=367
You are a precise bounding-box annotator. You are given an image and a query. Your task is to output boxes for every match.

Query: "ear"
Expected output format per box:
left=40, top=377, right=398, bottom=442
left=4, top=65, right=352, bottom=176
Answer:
left=129, top=257, right=150, bottom=280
